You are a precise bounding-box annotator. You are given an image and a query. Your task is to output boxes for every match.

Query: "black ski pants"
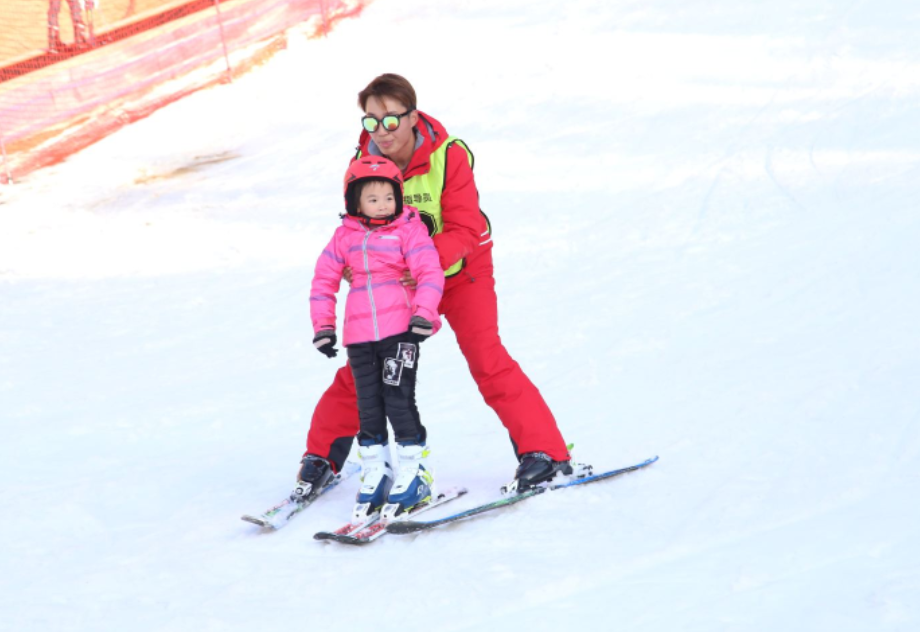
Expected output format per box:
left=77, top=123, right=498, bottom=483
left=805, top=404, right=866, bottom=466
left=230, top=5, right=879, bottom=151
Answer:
left=346, top=331, right=426, bottom=446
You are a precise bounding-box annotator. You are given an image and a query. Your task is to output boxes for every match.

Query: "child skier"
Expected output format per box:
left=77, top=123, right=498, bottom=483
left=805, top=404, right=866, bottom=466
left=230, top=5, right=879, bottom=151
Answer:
left=303, top=156, right=444, bottom=523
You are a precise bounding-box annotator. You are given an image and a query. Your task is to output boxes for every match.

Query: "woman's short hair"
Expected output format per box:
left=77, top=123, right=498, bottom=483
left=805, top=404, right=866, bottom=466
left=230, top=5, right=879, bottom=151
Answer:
left=358, top=73, right=417, bottom=111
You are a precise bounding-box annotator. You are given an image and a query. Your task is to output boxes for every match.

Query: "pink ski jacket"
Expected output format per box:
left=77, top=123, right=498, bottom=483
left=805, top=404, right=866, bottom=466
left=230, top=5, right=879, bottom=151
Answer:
left=310, top=208, right=444, bottom=347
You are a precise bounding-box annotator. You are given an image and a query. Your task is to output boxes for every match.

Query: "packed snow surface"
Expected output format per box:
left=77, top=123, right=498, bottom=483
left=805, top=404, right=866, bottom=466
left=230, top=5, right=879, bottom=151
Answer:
left=1, top=1, right=919, bottom=630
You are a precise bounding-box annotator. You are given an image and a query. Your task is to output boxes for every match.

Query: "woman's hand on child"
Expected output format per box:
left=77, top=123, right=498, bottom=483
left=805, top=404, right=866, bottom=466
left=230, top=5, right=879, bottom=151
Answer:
left=400, top=269, right=417, bottom=288
left=343, top=266, right=353, bottom=285
left=313, top=329, right=339, bottom=358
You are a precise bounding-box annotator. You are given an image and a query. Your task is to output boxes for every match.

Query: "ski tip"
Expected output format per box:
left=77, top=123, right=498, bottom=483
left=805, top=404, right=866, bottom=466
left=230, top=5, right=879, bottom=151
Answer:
left=314, top=532, right=375, bottom=545
left=628, top=456, right=659, bottom=468
left=241, top=515, right=274, bottom=529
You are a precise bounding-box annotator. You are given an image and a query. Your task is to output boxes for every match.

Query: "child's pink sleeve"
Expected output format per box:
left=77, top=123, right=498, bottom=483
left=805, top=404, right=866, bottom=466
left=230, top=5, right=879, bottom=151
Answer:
left=403, top=218, right=445, bottom=332
left=309, top=230, right=345, bottom=334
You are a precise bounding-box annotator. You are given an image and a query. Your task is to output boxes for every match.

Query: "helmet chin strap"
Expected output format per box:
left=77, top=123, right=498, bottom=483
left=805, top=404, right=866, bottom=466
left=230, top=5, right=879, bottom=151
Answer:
left=357, top=213, right=396, bottom=227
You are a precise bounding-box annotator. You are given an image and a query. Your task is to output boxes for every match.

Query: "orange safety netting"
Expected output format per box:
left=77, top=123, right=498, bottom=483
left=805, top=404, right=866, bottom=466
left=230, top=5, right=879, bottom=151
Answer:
left=0, top=0, right=368, bottom=183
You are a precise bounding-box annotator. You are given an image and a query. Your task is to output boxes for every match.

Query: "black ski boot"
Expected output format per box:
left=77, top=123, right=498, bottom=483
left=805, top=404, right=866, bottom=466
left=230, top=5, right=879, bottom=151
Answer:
left=513, top=452, right=573, bottom=490
left=291, top=455, right=334, bottom=502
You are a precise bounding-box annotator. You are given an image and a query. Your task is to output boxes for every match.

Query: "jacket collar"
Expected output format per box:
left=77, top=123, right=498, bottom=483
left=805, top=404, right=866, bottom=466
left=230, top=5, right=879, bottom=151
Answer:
left=342, top=211, right=414, bottom=232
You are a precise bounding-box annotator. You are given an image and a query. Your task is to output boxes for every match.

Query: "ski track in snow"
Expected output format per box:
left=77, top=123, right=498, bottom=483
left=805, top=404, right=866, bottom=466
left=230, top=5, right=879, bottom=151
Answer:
left=2, top=1, right=920, bottom=630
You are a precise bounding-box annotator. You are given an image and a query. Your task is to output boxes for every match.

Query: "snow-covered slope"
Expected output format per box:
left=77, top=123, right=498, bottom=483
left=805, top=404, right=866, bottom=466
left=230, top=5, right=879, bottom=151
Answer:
left=1, top=1, right=919, bottom=630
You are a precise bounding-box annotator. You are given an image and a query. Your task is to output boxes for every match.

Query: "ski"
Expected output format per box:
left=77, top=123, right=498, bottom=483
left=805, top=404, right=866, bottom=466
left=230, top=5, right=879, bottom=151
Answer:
left=386, top=456, right=658, bottom=535
left=314, top=486, right=468, bottom=545
left=241, top=461, right=361, bottom=530
left=312, top=508, right=382, bottom=541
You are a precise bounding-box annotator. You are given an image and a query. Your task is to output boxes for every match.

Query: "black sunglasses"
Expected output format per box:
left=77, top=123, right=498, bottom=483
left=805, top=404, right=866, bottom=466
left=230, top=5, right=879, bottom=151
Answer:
left=361, top=108, right=415, bottom=134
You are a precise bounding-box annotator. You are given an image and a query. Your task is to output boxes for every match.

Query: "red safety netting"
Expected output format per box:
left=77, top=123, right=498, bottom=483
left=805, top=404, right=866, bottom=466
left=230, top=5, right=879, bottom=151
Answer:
left=0, top=0, right=368, bottom=183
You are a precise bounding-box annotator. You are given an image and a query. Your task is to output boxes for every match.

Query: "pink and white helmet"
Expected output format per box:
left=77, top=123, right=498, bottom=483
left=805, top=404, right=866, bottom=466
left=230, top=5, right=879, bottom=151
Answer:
left=343, top=156, right=404, bottom=219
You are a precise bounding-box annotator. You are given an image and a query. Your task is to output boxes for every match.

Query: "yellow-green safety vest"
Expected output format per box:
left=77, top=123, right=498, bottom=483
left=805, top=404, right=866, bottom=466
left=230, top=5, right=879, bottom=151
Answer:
left=360, top=136, right=489, bottom=277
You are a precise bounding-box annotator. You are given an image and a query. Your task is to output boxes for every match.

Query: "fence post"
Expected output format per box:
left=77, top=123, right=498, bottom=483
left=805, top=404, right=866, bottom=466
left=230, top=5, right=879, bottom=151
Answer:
left=212, top=0, right=233, bottom=82
left=0, top=123, right=11, bottom=185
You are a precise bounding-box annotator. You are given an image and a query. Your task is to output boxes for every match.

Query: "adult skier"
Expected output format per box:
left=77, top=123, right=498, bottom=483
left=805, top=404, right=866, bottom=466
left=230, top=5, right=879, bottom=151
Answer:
left=295, top=73, right=576, bottom=501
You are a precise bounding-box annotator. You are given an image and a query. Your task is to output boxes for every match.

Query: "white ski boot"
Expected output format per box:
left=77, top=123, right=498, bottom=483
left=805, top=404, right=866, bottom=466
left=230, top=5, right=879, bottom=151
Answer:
left=352, top=443, right=394, bottom=523
left=382, top=443, right=435, bottom=520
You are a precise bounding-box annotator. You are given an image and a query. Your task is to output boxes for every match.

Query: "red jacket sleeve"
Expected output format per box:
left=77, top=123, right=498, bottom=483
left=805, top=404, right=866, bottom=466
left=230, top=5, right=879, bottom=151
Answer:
left=432, top=142, right=487, bottom=271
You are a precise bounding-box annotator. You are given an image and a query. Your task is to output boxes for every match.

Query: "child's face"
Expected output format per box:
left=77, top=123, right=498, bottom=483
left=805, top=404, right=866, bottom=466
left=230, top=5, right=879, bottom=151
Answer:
left=358, top=181, right=397, bottom=219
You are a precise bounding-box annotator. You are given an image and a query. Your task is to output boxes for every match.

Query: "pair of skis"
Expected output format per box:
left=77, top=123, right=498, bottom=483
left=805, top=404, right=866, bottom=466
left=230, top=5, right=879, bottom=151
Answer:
left=313, top=486, right=469, bottom=545
left=242, top=456, right=658, bottom=544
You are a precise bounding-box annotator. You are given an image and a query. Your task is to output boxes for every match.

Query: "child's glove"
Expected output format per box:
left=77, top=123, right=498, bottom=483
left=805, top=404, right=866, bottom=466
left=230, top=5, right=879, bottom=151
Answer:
left=408, top=315, right=434, bottom=343
left=313, top=329, right=338, bottom=358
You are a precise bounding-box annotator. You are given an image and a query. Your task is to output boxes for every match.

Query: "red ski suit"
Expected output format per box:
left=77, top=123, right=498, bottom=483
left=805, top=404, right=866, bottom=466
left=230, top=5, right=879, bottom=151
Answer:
left=305, top=111, right=569, bottom=469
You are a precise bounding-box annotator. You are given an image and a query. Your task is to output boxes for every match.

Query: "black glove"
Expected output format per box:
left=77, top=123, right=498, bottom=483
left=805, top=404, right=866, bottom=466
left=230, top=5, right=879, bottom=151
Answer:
left=408, top=315, right=434, bottom=343
left=313, top=329, right=338, bottom=358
